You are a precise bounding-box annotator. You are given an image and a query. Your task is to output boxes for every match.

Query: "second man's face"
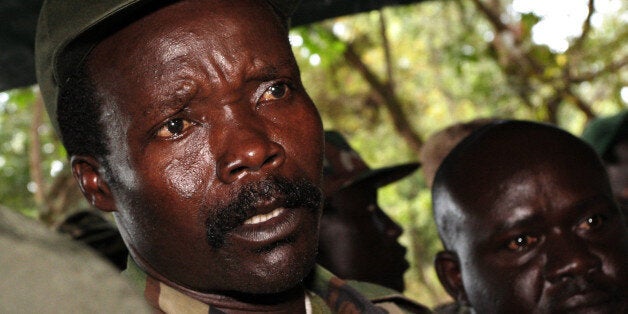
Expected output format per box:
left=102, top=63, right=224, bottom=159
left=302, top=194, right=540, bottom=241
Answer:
left=455, top=159, right=628, bottom=313
left=318, top=183, right=408, bottom=291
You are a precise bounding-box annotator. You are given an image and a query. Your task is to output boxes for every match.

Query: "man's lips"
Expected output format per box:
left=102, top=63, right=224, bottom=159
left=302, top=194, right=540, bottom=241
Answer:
left=564, top=290, right=614, bottom=313
left=229, top=204, right=306, bottom=247
left=552, top=287, right=620, bottom=313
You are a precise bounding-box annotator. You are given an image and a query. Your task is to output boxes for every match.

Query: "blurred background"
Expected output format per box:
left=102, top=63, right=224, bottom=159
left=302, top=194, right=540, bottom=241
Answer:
left=1, top=0, right=626, bottom=308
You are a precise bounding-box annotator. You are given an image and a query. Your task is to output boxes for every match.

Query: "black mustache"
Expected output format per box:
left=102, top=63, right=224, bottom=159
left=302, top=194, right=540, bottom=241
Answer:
left=205, top=176, right=322, bottom=248
left=546, top=275, right=622, bottom=311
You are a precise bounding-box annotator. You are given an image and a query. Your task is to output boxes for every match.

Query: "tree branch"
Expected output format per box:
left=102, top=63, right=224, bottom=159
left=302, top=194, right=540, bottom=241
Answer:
left=571, top=55, right=628, bottom=83
left=28, top=93, right=48, bottom=216
left=379, top=10, right=395, bottom=91
left=343, top=41, right=424, bottom=153
left=470, top=0, right=509, bottom=33
left=569, top=0, right=595, bottom=53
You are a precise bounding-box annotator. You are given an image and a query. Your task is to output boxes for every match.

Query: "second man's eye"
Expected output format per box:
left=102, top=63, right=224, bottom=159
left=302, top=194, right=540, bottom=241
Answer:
left=260, top=83, right=288, bottom=102
left=507, top=234, right=539, bottom=251
left=577, top=214, right=606, bottom=231
left=156, top=118, right=192, bottom=139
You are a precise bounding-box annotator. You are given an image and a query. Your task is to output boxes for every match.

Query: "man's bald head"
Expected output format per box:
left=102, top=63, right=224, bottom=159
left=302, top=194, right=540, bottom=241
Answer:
left=432, top=120, right=609, bottom=249
left=431, top=120, right=627, bottom=313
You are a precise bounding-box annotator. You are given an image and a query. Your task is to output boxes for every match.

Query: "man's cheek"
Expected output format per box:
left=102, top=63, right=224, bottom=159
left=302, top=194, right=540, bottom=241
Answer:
left=512, top=268, right=543, bottom=310
left=162, top=138, right=213, bottom=199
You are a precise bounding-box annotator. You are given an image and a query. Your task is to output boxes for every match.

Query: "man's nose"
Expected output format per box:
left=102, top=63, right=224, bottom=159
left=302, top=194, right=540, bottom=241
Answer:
left=543, top=232, right=601, bottom=283
left=216, top=121, right=285, bottom=184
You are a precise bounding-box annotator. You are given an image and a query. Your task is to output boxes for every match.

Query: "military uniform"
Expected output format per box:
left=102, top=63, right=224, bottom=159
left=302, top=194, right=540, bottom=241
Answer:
left=0, top=206, right=150, bottom=313
left=35, top=1, right=433, bottom=312
left=124, top=258, right=430, bottom=314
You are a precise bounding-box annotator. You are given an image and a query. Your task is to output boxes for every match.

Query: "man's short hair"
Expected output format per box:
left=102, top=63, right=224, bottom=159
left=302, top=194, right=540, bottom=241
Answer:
left=57, top=63, right=108, bottom=159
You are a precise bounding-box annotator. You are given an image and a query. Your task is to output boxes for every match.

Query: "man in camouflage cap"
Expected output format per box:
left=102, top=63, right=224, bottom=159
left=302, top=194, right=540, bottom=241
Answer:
left=319, top=131, right=419, bottom=292
left=35, top=0, right=429, bottom=312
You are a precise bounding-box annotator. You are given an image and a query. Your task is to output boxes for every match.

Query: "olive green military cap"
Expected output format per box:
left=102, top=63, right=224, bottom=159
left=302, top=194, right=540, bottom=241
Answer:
left=582, top=110, right=628, bottom=159
left=35, top=0, right=300, bottom=135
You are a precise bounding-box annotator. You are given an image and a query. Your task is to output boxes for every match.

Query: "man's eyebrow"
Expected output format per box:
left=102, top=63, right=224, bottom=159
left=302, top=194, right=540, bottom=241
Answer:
left=246, top=60, right=295, bottom=82
left=561, top=194, right=618, bottom=223
left=568, top=194, right=614, bottom=212
left=141, top=81, right=197, bottom=117
left=486, top=207, right=540, bottom=239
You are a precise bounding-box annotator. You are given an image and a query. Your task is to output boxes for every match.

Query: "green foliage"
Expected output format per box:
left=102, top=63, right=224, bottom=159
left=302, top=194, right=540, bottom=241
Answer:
left=290, top=0, right=626, bottom=306
left=0, top=87, right=67, bottom=217
left=0, top=88, right=37, bottom=216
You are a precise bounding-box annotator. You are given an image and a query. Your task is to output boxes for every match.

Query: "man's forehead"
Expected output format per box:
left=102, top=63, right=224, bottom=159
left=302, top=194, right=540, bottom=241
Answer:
left=87, top=0, right=297, bottom=107
left=434, top=121, right=612, bottom=235
left=440, top=121, right=604, bottom=190
left=35, top=0, right=300, bottom=136
left=88, top=1, right=290, bottom=72
left=453, top=161, right=609, bottom=213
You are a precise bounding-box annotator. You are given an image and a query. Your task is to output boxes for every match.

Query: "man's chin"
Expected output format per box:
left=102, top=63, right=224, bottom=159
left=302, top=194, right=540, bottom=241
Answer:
left=231, top=244, right=317, bottom=295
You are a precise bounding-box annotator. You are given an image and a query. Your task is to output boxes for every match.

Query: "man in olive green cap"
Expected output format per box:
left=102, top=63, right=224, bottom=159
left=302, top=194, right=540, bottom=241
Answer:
left=318, top=130, right=419, bottom=292
left=582, top=110, right=628, bottom=213
left=35, top=0, right=429, bottom=312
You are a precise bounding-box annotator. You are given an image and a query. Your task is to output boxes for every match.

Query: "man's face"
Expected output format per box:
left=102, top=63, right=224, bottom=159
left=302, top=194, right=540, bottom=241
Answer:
left=318, top=183, right=408, bottom=291
left=450, top=155, right=628, bottom=313
left=86, top=0, right=324, bottom=293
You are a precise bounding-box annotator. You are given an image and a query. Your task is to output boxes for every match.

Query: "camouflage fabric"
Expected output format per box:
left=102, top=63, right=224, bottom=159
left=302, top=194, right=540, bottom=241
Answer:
left=0, top=206, right=149, bottom=313
left=432, top=302, right=472, bottom=314
left=322, top=130, right=419, bottom=196
left=123, top=257, right=431, bottom=313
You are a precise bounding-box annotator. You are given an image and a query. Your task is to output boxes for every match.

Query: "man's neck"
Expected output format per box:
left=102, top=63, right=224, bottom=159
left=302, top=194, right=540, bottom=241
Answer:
left=129, top=254, right=307, bottom=313
left=171, top=280, right=307, bottom=314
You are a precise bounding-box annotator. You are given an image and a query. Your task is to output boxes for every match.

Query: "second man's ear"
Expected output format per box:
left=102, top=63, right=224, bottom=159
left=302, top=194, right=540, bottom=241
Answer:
left=435, top=250, right=469, bottom=305
left=71, top=155, right=117, bottom=212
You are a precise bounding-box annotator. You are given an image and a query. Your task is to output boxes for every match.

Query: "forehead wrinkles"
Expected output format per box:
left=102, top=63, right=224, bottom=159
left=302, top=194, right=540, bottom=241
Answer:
left=146, top=17, right=290, bottom=99
left=192, top=22, right=291, bottom=92
left=202, top=43, right=263, bottom=92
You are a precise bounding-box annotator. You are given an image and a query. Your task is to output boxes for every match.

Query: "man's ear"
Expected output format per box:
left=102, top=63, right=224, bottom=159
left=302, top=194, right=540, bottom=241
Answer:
left=71, top=155, right=116, bottom=212
left=435, top=250, right=469, bottom=305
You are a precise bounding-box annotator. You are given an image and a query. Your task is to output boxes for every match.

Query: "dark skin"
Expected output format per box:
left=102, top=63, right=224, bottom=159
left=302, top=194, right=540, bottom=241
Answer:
left=433, top=123, right=628, bottom=313
left=71, top=0, right=324, bottom=312
left=318, top=181, right=409, bottom=292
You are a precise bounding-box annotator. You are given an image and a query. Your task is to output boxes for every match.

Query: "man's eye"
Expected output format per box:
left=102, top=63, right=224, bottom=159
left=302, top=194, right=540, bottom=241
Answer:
left=577, top=214, right=605, bottom=231
left=156, top=118, right=192, bottom=138
left=507, top=235, right=539, bottom=251
left=260, top=83, right=288, bottom=102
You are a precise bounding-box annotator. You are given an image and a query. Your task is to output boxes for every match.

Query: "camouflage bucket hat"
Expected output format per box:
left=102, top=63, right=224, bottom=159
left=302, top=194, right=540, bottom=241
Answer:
left=323, top=130, right=420, bottom=195
left=582, top=110, right=628, bottom=159
left=35, top=0, right=300, bottom=135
